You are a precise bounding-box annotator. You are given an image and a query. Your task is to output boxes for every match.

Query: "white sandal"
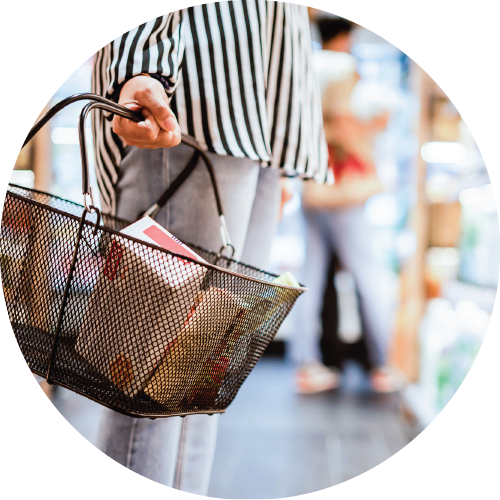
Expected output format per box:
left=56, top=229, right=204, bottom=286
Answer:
left=295, top=364, right=342, bottom=394
left=370, top=367, right=405, bottom=393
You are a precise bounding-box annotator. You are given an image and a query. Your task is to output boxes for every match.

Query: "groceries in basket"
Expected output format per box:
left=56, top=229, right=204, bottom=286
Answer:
left=177, top=272, right=305, bottom=409
left=180, top=310, right=245, bottom=409
left=75, top=217, right=208, bottom=397
left=142, top=271, right=303, bottom=407
left=235, top=271, right=304, bottom=332
left=272, top=271, right=301, bottom=288
left=143, top=287, right=247, bottom=407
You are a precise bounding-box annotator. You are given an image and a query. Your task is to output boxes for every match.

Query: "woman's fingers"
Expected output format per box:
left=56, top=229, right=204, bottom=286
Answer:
left=112, top=75, right=181, bottom=148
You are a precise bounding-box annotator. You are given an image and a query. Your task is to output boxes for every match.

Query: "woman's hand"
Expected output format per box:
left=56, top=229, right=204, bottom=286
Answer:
left=113, top=75, right=181, bottom=149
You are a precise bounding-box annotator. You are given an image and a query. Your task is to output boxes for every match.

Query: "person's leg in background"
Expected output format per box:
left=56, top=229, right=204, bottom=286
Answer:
left=290, top=210, right=341, bottom=393
left=323, top=205, right=397, bottom=390
left=97, top=143, right=281, bottom=494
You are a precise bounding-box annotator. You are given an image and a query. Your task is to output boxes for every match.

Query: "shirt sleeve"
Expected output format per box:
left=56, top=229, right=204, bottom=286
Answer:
left=265, top=2, right=328, bottom=183
left=92, top=12, right=185, bottom=102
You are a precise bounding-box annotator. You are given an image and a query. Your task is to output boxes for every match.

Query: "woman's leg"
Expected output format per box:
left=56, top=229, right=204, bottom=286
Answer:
left=172, top=413, right=220, bottom=493
left=97, top=143, right=265, bottom=494
left=96, top=410, right=182, bottom=485
left=115, top=144, right=261, bottom=260
left=324, top=206, right=394, bottom=368
left=172, top=160, right=282, bottom=493
left=290, top=210, right=331, bottom=366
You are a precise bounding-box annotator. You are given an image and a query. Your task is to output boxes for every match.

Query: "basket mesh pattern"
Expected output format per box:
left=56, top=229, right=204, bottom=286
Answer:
left=1, top=185, right=303, bottom=418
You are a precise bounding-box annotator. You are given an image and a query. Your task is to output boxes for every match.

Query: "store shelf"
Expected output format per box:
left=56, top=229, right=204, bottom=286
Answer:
left=442, top=279, right=497, bottom=313
left=403, top=383, right=439, bottom=429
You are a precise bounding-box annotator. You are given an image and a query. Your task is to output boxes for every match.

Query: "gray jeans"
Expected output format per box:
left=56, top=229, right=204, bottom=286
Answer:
left=290, top=207, right=394, bottom=368
left=96, top=142, right=281, bottom=493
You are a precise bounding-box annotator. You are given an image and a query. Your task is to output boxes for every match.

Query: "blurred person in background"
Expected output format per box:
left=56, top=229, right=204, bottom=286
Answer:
left=291, top=16, right=400, bottom=394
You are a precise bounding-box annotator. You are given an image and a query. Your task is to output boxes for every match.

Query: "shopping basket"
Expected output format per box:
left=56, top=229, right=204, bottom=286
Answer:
left=0, top=94, right=306, bottom=418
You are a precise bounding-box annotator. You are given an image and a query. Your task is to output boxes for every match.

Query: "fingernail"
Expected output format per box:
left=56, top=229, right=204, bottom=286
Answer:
left=164, top=117, right=176, bottom=131
left=167, top=131, right=173, bottom=141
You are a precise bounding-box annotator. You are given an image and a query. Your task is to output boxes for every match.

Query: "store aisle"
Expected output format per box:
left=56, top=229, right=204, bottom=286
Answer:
left=209, top=358, right=409, bottom=499
left=50, top=358, right=418, bottom=498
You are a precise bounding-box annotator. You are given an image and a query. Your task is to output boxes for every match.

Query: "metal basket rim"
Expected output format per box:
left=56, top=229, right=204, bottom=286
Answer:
left=4, top=185, right=307, bottom=292
left=27, top=367, right=226, bottom=419
left=7, top=183, right=133, bottom=227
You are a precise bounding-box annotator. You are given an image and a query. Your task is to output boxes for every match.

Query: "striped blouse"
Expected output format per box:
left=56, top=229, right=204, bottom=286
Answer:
left=91, top=0, right=328, bottom=214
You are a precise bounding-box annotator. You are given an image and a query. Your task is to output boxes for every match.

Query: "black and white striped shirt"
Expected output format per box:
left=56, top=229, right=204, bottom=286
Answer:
left=92, top=0, right=327, bottom=214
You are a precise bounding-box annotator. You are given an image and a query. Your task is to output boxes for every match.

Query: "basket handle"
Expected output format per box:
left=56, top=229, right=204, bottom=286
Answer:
left=23, top=93, right=143, bottom=207
left=23, top=93, right=234, bottom=255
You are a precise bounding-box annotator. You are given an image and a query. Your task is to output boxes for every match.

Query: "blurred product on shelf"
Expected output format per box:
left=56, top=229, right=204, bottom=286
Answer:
left=459, top=184, right=500, bottom=288
left=407, top=297, right=489, bottom=425
left=425, top=247, right=460, bottom=298
left=428, top=202, right=462, bottom=248
left=431, top=98, right=461, bottom=142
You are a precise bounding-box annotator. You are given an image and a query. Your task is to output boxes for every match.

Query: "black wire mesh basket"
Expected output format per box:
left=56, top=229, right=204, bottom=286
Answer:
left=0, top=94, right=306, bottom=418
